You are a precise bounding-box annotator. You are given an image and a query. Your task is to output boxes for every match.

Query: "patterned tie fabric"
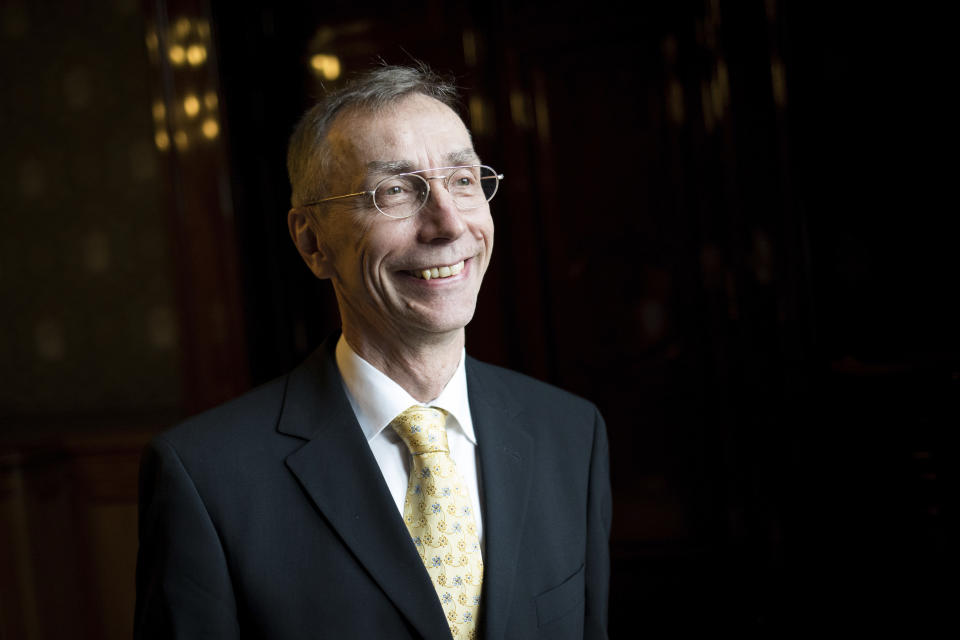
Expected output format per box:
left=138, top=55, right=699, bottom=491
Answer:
left=390, top=406, right=483, bottom=639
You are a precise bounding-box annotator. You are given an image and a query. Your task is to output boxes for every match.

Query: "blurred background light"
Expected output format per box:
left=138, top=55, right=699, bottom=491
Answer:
left=154, top=130, right=169, bottom=151
left=169, top=44, right=185, bottom=65
left=173, top=130, right=188, bottom=150
left=309, top=53, right=341, bottom=80
left=202, top=118, right=219, bottom=139
left=174, top=17, right=191, bottom=39
left=186, top=44, right=206, bottom=66
left=183, top=94, right=200, bottom=117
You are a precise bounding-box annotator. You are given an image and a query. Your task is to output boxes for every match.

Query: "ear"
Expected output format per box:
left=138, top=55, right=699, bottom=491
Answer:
left=287, top=207, right=335, bottom=279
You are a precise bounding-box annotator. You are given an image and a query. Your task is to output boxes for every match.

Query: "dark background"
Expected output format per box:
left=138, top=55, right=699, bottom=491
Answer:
left=0, top=1, right=951, bottom=637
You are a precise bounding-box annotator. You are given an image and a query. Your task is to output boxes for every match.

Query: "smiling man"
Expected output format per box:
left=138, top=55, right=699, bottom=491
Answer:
left=135, top=65, right=611, bottom=640
left=288, top=90, right=494, bottom=402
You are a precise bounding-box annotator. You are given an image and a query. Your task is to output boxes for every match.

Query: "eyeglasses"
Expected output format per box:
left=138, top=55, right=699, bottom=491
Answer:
left=303, top=164, right=504, bottom=219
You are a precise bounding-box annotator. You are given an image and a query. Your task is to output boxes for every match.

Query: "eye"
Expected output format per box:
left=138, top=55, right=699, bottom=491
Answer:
left=376, top=177, right=416, bottom=199
left=448, top=169, right=480, bottom=191
left=373, top=175, right=426, bottom=217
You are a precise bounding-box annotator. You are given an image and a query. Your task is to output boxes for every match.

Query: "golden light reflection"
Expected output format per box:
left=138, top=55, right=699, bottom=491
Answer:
left=509, top=91, right=530, bottom=129
left=771, top=57, right=787, bottom=107
left=202, top=118, right=219, bottom=139
left=174, top=17, right=191, bottom=38
left=183, top=94, right=200, bottom=117
left=716, top=59, right=729, bottom=102
left=169, top=45, right=186, bottom=65
left=174, top=130, right=189, bottom=150
left=702, top=59, right=730, bottom=132
left=710, top=75, right=723, bottom=116
left=462, top=30, right=478, bottom=67
left=155, top=130, right=170, bottom=151
left=186, top=44, right=207, bottom=66
left=310, top=54, right=341, bottom=80
left=534, top=90, right=551, bottom=144
left=148, top=14, right=221, bottom=153
left=145, top=30, right=158, bottom=53
left=469, top=95, right=487, bottom=136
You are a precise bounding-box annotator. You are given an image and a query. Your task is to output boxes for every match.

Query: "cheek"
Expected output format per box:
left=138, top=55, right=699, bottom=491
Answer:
left=476, top=216, right=494, bottom=251
left=365, top=221, right=414, bottom=262
left=337, top=217, right=379, bottom=266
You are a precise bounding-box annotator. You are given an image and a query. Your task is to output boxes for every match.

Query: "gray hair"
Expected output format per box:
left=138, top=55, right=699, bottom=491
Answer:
left=287, top=64, right=461, bottom=208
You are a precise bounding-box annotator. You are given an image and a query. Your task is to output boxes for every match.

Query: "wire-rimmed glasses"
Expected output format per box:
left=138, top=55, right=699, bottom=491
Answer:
left=302, top=164, right=504, bottom=219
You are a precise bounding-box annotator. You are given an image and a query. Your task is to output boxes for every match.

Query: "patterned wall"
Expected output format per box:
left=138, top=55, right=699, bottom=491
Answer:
left=0, top=1, right=181, bottom=416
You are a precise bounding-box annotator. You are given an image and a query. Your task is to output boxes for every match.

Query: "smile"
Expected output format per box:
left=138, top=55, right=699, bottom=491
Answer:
left=408, top=260, right=465, bottom=280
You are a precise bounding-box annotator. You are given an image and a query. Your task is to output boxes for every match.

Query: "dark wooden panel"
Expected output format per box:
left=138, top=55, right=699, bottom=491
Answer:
left=0, top=429, right=151, bottom=640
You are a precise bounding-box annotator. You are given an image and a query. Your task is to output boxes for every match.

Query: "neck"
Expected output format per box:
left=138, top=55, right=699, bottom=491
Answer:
left=341, top=325, right=465, bottom=403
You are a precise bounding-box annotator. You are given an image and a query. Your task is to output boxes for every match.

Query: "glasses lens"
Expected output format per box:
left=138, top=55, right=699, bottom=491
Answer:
left=448, top=165, right=499, bottom=210
left=446, top=166, right=485, bottom=210
left=374, top=174, right=427, bottom=218
left=478, top=165, right=499, bottom=201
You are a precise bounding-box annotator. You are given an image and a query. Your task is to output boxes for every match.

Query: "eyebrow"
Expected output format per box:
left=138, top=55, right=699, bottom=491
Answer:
left=364, top=148, right=482, bottom=180
left=366, top=160, right=415, bottom=177
left=445, top=148, right=481, bottom=166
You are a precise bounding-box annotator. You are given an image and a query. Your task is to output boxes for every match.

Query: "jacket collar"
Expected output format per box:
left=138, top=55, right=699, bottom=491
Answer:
left=466, top=357, right=534, bottom=640
left=278, top=337, right=452, bottom=640
left=277, top=338, right=535, bottom=640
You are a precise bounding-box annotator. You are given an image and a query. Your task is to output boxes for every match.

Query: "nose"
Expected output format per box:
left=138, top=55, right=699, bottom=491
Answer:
left=417, top=177, right=467, bottom=241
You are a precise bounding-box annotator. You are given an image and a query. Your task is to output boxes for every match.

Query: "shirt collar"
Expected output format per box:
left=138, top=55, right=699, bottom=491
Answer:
left=334, top=334, right=476, bottom=444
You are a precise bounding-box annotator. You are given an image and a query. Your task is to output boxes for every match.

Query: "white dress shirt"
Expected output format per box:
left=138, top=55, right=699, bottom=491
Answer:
left=334, top=335, right=485, bottom=544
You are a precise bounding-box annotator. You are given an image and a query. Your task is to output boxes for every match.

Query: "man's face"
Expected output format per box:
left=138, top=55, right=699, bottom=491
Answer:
left=313, top=93, right=494, bottom=345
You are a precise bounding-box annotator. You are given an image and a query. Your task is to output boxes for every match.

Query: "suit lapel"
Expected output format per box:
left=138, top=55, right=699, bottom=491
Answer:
left=467, top=359, right=535, bottom=640
left=278, top=341, right=452, bottom=640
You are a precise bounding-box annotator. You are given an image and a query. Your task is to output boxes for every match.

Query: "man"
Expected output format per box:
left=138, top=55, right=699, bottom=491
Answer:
left=135, top=65, right=611, bottom=639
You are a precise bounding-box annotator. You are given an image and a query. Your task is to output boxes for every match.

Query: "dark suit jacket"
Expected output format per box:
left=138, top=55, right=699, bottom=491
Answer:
left=135, top=338, right=611, bottom=639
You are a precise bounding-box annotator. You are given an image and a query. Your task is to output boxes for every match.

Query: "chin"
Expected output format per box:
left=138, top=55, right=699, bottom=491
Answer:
left=410, top=308, right=477, bottom=337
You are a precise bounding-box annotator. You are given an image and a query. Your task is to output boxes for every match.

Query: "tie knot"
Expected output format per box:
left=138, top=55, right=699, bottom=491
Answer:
left=390, top=406, right=450, bottom=455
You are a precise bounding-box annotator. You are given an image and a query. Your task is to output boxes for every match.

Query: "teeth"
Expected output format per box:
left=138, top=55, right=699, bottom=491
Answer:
left=411, top=260, right=464, bottom=280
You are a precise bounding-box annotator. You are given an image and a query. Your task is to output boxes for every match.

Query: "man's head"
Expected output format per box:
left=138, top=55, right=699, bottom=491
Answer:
left=287, top=65, right=461, bottom=209
left=286, top=65, right=496, bottom=351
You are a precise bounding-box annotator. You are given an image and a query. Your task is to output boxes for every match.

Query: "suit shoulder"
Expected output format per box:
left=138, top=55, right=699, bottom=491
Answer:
left=154, top=374, right=290, bottom=455
left=466, top=357, right=599, bottom=418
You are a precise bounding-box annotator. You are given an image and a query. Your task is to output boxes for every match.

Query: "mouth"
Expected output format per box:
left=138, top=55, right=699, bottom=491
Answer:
left=406, top=259, right=465, bottom=281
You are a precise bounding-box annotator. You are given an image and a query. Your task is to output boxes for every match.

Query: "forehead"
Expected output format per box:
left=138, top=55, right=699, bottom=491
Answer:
left=326, top=94, right=476, bottom=180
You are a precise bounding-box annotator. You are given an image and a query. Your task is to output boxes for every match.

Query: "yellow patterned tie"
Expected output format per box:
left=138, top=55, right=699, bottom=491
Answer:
left=391, top=406, right=483, bottom=639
